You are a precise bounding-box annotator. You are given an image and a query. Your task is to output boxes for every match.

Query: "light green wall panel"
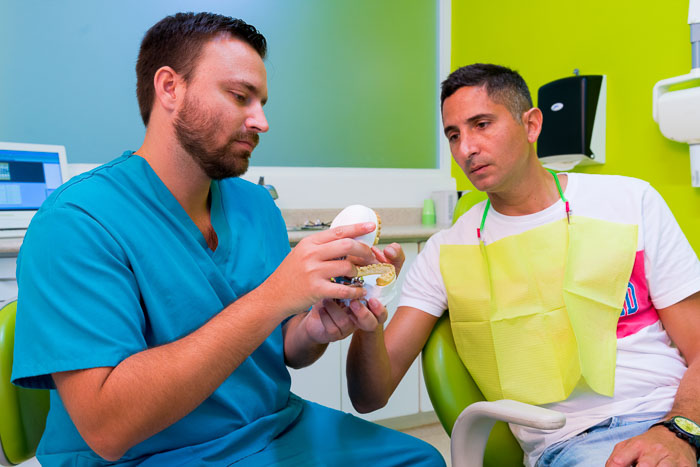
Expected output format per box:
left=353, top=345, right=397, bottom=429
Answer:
left=450, top=0, right=700, bottom=252
left=0, top=1, right=438, bottom=169
left=260, top=1, right=439, bottom=168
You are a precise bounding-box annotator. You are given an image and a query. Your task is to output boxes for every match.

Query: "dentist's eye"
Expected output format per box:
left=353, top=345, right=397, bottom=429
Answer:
left=231, top=92, right=247, bottom=103
left=476, top=121, right=490, bottom=129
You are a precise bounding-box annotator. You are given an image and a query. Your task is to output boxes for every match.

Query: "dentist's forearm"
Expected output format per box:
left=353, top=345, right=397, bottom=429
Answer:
left=283, top=312, right=328, bottom=369
left=53, top=286, right=290, bottom=462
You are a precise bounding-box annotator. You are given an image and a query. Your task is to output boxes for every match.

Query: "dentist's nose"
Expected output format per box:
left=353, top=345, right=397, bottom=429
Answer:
left=247, top=105, right=269, bottom=133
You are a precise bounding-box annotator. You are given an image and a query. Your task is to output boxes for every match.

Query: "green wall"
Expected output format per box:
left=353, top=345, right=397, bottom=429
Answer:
left=0, top=1, right=438, bottom=169
left=450, top=0, right=700, bottom=252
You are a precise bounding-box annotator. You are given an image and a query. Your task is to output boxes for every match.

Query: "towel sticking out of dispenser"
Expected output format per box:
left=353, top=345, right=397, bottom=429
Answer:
left=537, top=75, right=607, bottom=171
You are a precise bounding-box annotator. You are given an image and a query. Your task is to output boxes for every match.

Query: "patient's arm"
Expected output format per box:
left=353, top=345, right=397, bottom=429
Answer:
left=346, top=305, right=438, bottom=413
left=606, top=291, right=700, bottom=466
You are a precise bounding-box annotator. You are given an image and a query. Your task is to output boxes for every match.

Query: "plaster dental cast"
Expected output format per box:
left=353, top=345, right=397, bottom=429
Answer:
left=330, top=205, right=398, bottom=303
left=346, top=63, right=700, bottom=467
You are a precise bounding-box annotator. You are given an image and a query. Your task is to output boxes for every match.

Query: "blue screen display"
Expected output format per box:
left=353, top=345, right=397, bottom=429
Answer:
left=0, top=149, right=62, bottom=210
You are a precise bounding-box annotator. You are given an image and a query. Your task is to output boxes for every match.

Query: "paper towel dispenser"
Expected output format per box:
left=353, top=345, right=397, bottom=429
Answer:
left=537, top=75, right=607, bottom=171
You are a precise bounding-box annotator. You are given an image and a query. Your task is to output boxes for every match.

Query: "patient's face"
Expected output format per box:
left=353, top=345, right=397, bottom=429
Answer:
left=174, top=35, right=269, bottom=179
left=442, top=85, right=530, bottom=194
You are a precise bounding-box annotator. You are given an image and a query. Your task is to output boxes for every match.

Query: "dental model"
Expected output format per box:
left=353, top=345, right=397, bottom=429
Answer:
left=354, top=263, right=396, bottom=286
left=330, top=204, right=382, bottom=247
left=329, top=205, right=396, bottom=287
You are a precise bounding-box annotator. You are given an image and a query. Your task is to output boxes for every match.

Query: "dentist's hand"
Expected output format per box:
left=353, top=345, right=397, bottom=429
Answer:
left=303, top=297, right=388, bottom=344
left=261, top=222, right=377, bottom=318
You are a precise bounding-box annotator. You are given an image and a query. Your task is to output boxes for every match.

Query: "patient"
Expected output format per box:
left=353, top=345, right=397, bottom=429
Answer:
left=346, top=63, right=700, bottom=466
left=10, top=12, right=443, bottom=466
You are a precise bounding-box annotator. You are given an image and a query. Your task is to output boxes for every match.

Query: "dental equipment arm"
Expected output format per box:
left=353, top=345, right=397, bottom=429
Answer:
left=652, top=0, right=700, bottom=186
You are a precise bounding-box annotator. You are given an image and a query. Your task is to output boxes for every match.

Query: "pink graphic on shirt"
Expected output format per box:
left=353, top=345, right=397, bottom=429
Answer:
left=617, top=250, right=659, bottom=338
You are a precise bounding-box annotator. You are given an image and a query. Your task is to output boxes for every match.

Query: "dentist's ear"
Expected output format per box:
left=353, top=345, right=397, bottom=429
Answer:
left=522, top=107, right=543, bottom=144
left=152, top=66, right=184, bottom=115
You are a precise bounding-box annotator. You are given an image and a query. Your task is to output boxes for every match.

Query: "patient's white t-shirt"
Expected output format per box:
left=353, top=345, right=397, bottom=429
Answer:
left=399, top=173, right=700, bottom=466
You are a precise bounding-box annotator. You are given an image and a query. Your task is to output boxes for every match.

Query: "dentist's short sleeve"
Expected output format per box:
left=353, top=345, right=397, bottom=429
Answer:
left=12, top=207, right=145, bottom=389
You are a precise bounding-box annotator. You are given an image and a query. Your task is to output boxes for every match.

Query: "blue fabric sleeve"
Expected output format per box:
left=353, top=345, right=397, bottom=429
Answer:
left=12, top=207, right=146, bottom=389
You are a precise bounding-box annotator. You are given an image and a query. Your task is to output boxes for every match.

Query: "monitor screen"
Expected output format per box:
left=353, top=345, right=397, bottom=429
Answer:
left=0, top=149, right=63, bottom=210
left=0, top=142, right=67, bottom=230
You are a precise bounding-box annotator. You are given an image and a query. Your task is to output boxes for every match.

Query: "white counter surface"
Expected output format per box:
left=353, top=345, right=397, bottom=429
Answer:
left=0, top=238, right=23, bottom=257
left=286, top=224, right=442, bottom=246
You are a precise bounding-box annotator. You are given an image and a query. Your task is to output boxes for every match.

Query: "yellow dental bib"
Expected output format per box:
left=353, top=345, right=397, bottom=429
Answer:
left=440, top=216, right=637, bottom=405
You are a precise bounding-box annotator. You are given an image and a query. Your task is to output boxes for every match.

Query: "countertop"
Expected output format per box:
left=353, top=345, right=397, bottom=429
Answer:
left=0, top=238, right=23, bottom=257
left=286, top=223, right=442, bottom=246
left=0, top=207, right=446, bottom=256
left=282, top=207, right=444, bottom=246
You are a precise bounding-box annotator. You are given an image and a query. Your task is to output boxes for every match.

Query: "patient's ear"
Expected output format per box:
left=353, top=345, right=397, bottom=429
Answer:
left=152, top=66, right=184, bottom=115
left=522, top=107, right=543, bottom=144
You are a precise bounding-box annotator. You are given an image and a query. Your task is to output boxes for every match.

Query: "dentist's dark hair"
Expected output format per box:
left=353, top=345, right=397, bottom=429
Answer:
left=136, top=12, right=267, bottom=126
left=441, top=63, right=533, bottom=121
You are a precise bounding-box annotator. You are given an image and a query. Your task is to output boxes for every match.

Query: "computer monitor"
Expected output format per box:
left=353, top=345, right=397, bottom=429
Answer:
left=0, top=142, right=68, bottom=230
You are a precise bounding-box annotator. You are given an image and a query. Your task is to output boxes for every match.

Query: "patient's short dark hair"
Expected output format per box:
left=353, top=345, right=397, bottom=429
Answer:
left=440, top=63, right=533, bottom=121
left=136, top=12, right=267, bottom=126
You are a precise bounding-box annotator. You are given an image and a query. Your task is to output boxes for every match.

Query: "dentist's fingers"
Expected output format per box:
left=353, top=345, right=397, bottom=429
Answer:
left=264, top=255, right=366, bottom=317
left=317, top=305, right=345, bottom=342
left=322, top=282, right=367, bottom=301
left=261, top=223, right=376, bottom=318
left=310, top=222, right=376, bottom=245
left=322, top=299, right=355, bottom=334
left=321, top=257, right=363, bottom=279
left=306, top=223, right=377, bottom=263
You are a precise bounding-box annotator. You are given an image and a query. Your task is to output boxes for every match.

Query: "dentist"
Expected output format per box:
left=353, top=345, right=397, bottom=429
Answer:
left=11, top=12, right=442, bottom=466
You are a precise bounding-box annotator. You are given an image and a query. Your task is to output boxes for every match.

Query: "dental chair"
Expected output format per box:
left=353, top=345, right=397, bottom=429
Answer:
left=422, top=314, right=565, bottom=467
left=421, top=192, right=565, bottom=467
left=0, top=301, right=50, bottom=465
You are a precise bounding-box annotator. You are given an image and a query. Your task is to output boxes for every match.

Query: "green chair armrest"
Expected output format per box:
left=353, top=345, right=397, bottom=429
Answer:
left=0, top=301, right=49, bottom=465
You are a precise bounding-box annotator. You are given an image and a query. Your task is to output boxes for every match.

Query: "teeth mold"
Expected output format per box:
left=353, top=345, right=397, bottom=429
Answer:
left=330, top=205, right=396, bottom=294
left=354, top=263, right=396, bottom=286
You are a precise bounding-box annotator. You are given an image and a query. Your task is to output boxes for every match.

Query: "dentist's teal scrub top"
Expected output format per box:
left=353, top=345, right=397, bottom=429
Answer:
left=11, top=152, right=300, bottom=465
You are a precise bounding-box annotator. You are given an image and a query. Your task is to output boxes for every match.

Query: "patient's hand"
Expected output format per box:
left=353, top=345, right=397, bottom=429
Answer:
left=371, top=243, right=405, bottom=277
left=605, top=424, right=696, bottom=467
